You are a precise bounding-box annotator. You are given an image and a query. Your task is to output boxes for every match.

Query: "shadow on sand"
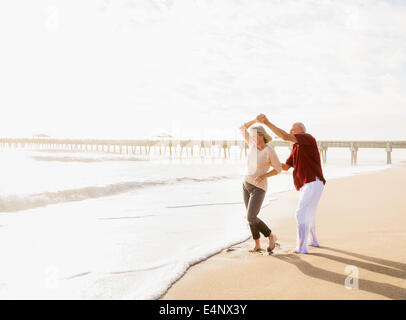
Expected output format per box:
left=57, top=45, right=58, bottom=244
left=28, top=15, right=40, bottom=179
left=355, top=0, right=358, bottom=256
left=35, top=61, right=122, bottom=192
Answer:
left=320, top=246, right=406, bottom=272
left=274, top=247, right=406, bottom=299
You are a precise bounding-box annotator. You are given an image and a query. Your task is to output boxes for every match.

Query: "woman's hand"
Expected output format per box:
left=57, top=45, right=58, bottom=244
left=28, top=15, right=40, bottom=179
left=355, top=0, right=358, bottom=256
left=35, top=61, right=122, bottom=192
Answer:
left=253, top=175, right=266, bottom=185
left=256, top=114, right=268, bottom=123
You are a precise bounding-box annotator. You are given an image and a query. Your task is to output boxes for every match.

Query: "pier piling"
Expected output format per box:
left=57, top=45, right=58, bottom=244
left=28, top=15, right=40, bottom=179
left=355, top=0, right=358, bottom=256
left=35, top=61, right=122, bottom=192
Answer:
left=0, top=138, right=404, bottom=164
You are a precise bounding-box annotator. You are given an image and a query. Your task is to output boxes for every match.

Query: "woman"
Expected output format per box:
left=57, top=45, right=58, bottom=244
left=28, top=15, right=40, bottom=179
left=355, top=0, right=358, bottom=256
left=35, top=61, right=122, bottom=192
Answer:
left=240, top=118, right=282, bottom=252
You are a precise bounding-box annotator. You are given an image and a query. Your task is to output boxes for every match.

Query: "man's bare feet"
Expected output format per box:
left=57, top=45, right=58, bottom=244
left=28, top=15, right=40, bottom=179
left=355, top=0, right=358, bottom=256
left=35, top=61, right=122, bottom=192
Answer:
left=308, top=241, right=320, bottom=247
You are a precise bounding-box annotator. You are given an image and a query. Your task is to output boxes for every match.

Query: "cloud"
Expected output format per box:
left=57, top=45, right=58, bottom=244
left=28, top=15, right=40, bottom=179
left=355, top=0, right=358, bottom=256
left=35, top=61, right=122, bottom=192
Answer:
left=0, top=0, right=405, bottom=139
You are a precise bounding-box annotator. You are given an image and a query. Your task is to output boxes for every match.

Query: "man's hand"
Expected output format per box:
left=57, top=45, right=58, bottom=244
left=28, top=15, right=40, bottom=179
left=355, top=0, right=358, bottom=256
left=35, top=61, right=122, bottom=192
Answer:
left=256, top=114, right=298, bottom=143
left=282, top=163, right=292, bottom=171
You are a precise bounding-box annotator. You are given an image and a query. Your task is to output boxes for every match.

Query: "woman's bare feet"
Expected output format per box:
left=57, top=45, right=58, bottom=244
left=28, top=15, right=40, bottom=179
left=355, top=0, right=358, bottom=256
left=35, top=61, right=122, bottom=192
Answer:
left=267, top=233, right=277, bottom=252
left=249, top=239, right=262, bottom=252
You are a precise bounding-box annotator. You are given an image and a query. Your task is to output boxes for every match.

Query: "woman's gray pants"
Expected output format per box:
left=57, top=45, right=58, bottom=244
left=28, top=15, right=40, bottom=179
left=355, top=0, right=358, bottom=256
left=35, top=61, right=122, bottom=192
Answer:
left=242, top=181, right=272, bottom=240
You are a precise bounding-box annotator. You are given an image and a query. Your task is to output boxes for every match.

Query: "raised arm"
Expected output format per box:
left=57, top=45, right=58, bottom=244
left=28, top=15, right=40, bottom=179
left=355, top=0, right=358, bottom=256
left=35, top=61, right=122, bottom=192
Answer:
left=239, top=119, right=257, bottom=145
left=256, top=114, right=298, bottom=143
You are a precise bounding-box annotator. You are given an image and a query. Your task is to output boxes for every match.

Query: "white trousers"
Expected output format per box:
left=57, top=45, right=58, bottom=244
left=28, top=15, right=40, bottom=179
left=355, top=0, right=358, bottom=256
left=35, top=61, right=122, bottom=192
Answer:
left=295, top=177, right=324, bottom=253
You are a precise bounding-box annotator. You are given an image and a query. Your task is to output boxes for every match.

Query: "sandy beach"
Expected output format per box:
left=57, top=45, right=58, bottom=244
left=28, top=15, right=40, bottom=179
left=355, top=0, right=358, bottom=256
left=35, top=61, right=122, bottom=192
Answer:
left=161, top=167, right=406, bottom=300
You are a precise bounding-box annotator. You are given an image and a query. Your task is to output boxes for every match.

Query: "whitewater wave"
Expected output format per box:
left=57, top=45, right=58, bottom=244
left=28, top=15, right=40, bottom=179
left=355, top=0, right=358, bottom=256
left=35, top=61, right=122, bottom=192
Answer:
left=0, top=175, right=240, bottom=213
left=31, top=155, right=149, bottom=162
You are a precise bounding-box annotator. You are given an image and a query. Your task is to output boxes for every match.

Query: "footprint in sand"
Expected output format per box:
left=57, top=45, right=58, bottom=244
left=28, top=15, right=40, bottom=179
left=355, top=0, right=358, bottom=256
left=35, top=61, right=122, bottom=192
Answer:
left=225, top=244, right=245, bottom=252
left=226, top=242, right=295, bottom=255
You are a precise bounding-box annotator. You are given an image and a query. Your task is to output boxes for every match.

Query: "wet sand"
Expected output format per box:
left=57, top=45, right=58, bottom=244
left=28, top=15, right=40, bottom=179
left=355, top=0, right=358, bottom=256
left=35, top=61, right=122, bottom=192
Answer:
left=161, top=167, right=406, bottom=300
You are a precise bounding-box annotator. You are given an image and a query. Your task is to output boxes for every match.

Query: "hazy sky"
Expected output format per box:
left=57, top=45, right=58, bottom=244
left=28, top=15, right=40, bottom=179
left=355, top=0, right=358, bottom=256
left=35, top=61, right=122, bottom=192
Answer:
left=1, top=0, right=405, bottom=140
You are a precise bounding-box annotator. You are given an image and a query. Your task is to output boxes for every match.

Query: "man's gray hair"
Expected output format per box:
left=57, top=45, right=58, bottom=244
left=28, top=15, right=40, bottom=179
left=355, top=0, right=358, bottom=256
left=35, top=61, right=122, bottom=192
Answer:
left=293, top=122, right=306, bottom=133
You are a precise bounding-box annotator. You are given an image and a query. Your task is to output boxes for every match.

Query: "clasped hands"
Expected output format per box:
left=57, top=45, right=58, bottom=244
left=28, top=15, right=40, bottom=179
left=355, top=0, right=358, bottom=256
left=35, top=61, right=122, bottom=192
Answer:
left=256, top=113, right=269, bottom=124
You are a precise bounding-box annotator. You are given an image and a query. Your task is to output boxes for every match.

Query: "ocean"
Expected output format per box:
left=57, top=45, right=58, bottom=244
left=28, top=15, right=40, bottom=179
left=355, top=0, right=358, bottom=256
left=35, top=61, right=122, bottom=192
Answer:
left=0, top=146, right=403, bottom=299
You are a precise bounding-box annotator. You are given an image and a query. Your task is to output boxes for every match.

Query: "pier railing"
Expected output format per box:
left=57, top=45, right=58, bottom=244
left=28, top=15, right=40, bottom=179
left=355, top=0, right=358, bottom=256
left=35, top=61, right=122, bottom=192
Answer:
left=1, top=138, right=405, bottom=165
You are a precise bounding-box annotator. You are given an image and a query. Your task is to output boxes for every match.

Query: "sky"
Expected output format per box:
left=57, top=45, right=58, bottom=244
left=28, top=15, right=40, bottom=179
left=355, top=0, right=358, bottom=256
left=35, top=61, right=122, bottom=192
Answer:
left=0, top=0, right=405, bottom=140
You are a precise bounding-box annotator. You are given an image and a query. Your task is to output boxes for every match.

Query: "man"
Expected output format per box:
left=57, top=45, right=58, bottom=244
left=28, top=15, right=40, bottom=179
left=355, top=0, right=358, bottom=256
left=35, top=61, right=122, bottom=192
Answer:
left=256, top=114, right=326, bottom=254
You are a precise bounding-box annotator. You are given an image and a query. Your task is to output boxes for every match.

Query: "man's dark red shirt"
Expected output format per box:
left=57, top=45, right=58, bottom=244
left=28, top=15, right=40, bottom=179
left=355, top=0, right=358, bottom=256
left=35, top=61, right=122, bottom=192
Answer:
left=286, top=133, right=326, bottom=191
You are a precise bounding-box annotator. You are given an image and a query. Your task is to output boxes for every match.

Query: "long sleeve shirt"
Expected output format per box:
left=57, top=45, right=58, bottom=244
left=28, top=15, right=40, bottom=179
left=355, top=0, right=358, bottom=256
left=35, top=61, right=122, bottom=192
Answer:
left=240, top=125, right=282, bottom=192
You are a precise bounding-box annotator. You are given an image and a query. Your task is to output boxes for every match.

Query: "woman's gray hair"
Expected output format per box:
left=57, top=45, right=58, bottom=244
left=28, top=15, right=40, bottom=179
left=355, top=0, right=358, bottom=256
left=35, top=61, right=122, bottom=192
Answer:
left=249, top=126, right=272, bottom=143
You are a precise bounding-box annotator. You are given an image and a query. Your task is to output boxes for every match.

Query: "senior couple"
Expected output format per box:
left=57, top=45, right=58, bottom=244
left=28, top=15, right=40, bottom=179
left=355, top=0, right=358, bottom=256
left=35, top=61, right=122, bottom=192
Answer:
left=240, top=114, right=326, bottom=254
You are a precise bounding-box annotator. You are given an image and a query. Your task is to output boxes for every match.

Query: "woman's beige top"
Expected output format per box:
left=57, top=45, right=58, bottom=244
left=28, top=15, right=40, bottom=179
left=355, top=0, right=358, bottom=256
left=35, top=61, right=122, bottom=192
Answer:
left=240, top=125, right=282, bottom=192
